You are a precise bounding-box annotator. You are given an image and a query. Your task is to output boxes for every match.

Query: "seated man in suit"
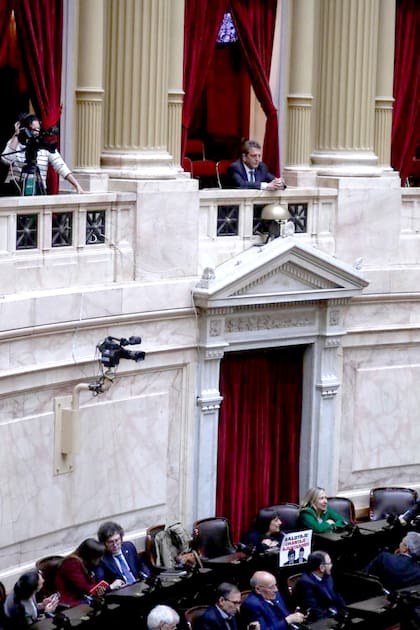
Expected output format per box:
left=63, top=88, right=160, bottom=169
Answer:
left=95, top=521, right=150, bottom=586
left=293, top=551, right=345, bottom=622
left=241, top=571, right=304, bottom=630
left=227, top=140, right=286, bottom=190
left=365, top=531, right=420, bottom=591
left=196, top=582, right=242, bottom=630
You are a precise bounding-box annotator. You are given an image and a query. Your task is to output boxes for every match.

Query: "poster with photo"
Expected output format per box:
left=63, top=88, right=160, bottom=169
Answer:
left=279, top=530, right=312, bottom=567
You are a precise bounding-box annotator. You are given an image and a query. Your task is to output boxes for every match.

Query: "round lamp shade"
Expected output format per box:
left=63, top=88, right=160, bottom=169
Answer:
left=261, top=203, right=289, bottom=221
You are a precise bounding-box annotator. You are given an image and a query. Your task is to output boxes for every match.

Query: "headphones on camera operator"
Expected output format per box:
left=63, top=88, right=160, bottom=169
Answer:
left=16, top=113, right=58, bottom=196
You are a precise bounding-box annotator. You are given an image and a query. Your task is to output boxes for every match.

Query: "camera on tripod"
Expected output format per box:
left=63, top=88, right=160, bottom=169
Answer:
left=16, top=115, right=59, bottom=195
left=18, top=125, right=58, bottom=162
left=97, top=336, right=146, bottom=368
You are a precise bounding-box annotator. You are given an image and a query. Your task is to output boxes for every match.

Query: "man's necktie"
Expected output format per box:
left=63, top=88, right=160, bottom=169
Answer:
left=249, top=169, right=255, bottom=182
left=115, top=552, right=135, bottom=584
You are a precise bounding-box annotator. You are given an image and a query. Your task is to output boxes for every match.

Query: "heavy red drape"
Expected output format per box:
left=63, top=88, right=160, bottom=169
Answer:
left=13, top=0, right=63, bottom=193
left=183, top=1, right=280, bottom=173
left=182, top=0, right=229, bottom=157
left=0, top=0, right=13, bottom=67
left=13, top=0, right=63, bottom=128
left=216, top=347, right=303, bottom=541
left=391, top=0, right=420, bottom=185
left=229, top=0, right=280, bottom=176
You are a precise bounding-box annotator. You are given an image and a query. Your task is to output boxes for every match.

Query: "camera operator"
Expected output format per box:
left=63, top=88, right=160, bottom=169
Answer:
left=1, top=113, right=84, bottom=195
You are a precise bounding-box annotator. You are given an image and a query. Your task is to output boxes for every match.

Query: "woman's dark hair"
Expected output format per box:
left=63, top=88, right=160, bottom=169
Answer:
left=97, top=521, right=124, bottom=543
left=254, top=508, right=281, bottom=534
left=14, top=569, right=40, bottom=600
left=73, top=538, right=104, bottom=565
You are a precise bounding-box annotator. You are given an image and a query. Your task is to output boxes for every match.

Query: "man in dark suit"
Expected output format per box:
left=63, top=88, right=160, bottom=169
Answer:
left=95, top=521, right=150, bottom=586
left=241, top=571, right=304, bottom=630
left=293, top=551, right=345, bottom=621
left=227, top=140, right=286, bottom=190
left=195, top=582, right=241, bottom=630
left=365, top=531, right=420, bottom=591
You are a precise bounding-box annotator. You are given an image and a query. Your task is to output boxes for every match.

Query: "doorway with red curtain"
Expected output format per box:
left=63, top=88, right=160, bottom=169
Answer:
left=216, top=345, right=304, bottom=541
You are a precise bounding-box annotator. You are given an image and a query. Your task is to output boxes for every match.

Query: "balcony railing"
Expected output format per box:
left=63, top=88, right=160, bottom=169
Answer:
left=199, top=187, right=338, bottom=270
left=0, top=192, right=136, bottom=295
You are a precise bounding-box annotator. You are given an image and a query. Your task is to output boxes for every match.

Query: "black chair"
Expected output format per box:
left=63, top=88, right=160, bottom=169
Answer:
left=328, top=496, right=356, bottom=524
left=369, top=487, right=417, bottom=521
left=0, top=580, right=6, bottom=629
left=144, top=523, right=165, bottom=568
left=193, top=517, right=237, bottom=559
left=264, top=503, right=301, bottom=532
left=184, top=605, right=209, bottom=629
left=334, top=571, right=386, bottom=604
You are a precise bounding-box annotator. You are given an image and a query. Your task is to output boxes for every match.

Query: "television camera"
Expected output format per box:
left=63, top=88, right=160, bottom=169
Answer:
left=97, top=336, right=146, bottom=369
left=18, top=125, right=58, bottom=166
left=88, top=336, right=146, bottom=396
left=16, top=121, right=59, bottom=195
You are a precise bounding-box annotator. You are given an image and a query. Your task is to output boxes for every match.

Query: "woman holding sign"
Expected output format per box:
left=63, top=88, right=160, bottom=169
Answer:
left=242, top=508, right=284, bottom=553
left=299, top=487, right=346, bottom=533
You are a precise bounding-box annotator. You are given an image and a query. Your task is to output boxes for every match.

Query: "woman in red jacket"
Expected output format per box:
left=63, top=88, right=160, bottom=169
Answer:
left=55, top=538, right=122, bottom=607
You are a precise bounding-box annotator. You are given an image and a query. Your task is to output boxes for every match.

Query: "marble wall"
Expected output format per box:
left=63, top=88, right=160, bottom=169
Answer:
left=2, top=175, right=420, bottom=591
left=0, top=180, right=200, bottom=589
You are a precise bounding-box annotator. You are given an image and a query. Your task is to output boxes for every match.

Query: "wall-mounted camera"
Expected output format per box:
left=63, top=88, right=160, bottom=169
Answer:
left=97, top=336, right=146, bottom=368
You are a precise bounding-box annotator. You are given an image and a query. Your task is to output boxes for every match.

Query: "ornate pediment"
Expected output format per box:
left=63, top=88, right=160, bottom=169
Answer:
left=193, top=237, right=368, bottom=309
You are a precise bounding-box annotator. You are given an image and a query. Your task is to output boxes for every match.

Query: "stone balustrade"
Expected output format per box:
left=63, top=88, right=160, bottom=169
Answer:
left=0, top=192, right=136, bottom=295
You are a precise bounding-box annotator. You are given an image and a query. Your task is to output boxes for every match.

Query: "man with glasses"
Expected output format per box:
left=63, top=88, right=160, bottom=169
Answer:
left=241, top=571, right=304, bottom=629
left=95, top=520, right=150, bottom=587
left=292, top=551, right=345, bottom=622
left=196, top=582, right=242, bottom=630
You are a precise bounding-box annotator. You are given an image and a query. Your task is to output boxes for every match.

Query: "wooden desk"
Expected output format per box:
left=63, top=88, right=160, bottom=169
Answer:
left=346, top=594, right=400, bottom=629
left=32, top=603, right=95, bottom=628
left=357, top=519, right=389, bottom=532
left=313, top=522, right=400, bottom=570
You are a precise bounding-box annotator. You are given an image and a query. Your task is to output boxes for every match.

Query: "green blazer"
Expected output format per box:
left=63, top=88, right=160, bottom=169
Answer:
left=299, top=505, right=346, bottom=533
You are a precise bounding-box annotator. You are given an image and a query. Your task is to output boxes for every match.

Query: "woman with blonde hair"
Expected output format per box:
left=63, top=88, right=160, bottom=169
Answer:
left=299, top=487, right=346, bottom=533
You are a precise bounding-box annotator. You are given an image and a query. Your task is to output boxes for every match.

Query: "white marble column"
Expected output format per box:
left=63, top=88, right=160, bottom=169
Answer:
left=286, top=0, right=315, bottom=174
left=311, top=0, right=381, bottom=174
left=311, top=304, right=345, bottom=492
left=167, top=0, right=184, bottom=168
left=101, top=0, right=176, bottom=179
left=73, top=0, right=108, bottom=191
left=374, top=0, right=396, bottom=168
left=195, top=344, right=225, bottom=520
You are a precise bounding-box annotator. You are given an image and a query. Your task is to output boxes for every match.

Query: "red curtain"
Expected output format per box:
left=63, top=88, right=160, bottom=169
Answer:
left=391, top=0, right=420, bottom=185
left=13, top=0, right=63, bottom=193
left=216, top=347, right=304, bottom=541
left=229, top=0, right=280, bottom=176
left=0, top=0, right=13, bottom=67
left=205, top=44, right=250, bottom=158
left=13, top=0, right=63, bottom=128
left=182, top=0, right=229, bottom=157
